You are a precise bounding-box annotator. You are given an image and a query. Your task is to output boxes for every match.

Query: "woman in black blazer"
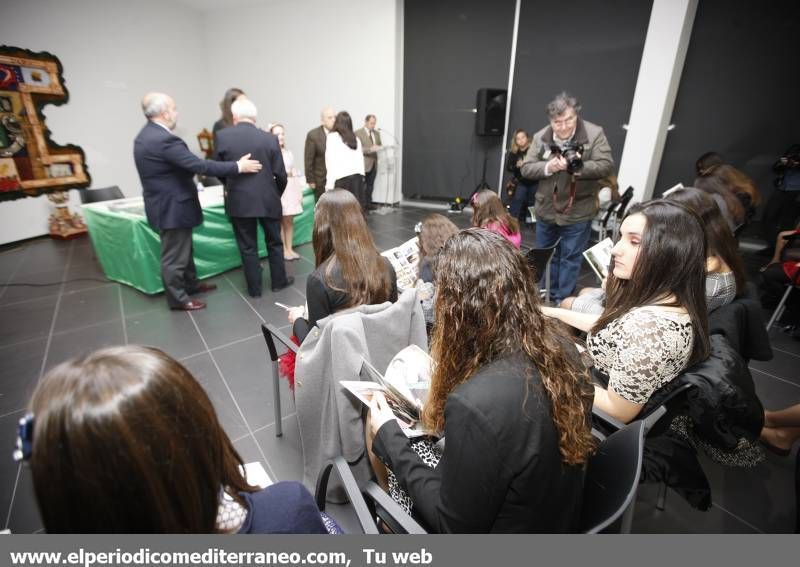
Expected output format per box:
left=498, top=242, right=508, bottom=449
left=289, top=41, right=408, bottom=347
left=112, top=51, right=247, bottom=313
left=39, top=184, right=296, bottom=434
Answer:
left=368, top=229, right=595, bottom=533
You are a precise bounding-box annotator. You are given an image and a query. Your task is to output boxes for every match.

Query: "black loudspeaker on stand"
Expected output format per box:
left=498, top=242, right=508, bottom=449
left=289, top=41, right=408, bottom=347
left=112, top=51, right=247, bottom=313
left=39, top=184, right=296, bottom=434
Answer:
left=450, top=88, right=508, bottom=213
left=476, top=88, right=507, bottom=136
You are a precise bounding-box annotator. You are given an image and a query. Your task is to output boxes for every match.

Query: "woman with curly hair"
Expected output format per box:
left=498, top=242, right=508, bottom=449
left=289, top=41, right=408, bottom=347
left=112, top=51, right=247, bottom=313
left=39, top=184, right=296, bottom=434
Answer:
left=470, top=189, right=521, bottom=248
left=368, top=229, right=594, bottom=533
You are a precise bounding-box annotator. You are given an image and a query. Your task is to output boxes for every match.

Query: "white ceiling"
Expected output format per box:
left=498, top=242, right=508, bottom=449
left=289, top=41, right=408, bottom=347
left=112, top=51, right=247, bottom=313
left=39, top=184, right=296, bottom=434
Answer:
left=170, top=0, right=270, bottom=13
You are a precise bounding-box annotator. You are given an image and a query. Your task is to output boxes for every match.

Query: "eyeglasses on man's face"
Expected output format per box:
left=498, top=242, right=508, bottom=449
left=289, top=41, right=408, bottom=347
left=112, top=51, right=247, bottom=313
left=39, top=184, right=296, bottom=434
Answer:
left=551, top=113, right=577, bottom=128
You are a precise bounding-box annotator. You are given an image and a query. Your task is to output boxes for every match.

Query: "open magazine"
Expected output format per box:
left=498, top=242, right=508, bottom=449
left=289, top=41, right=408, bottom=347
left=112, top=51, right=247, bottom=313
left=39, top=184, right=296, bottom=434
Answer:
left=381, top=237, right=419, bottom=291
left=341, top=344, right=434, bottom=438
left=583, top=237, right=613, bottom=282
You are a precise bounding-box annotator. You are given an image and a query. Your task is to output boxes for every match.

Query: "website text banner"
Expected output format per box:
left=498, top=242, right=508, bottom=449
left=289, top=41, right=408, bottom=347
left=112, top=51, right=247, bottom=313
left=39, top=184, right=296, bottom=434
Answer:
left=0, top=535, right=793, bottom=567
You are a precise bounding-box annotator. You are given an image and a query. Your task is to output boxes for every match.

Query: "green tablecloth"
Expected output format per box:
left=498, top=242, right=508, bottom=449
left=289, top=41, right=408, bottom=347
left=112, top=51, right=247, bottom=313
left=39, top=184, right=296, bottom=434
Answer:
left=81, top=186, right=315, bottom=294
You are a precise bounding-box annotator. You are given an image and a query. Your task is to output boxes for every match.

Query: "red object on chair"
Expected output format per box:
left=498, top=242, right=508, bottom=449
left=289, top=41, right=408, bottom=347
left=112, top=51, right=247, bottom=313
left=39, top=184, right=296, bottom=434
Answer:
left=277, top=335, right=301, bottom=390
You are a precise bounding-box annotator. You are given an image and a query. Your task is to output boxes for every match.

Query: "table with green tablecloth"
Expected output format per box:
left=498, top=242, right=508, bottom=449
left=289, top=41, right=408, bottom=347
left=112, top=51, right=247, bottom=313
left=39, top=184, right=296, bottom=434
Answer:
left=81, top=185, right=315, bottom=294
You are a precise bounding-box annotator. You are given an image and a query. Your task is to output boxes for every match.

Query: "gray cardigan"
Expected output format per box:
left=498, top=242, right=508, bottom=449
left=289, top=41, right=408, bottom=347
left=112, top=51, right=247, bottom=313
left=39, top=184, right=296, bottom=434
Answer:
left=294, top=288, right=428, bottom=498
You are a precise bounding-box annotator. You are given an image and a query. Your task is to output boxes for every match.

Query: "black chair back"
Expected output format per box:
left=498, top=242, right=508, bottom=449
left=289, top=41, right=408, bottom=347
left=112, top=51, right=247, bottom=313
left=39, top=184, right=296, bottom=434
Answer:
left=79, top=185, right=124, bottom=204
left=526, top=237, right=561, bottom=304
left=580, top=419, right=646, bottom=533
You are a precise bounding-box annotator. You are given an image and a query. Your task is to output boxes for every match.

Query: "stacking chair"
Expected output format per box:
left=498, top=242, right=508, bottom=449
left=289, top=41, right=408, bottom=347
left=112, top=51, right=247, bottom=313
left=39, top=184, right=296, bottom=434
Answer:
left=526, top=237, right=561, bottom=305
left=580, top=419, right=647, bottom=533
left=340, top=420, right=647, bottom=534
left=766, top=232, right=800, bottom=330
left=315, top=457, right=381, bottom=534
left=78, top=185, right=124, bottom=203
left=261, top=323, right=297, bottom=437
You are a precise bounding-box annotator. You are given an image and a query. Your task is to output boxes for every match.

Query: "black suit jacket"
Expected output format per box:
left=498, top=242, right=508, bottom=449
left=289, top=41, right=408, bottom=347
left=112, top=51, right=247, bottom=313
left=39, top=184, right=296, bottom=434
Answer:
left=373, top=352, right=587, bottom=533
left=214, top=123, right=287, bottom=219
left=304, top=125, right=327, bottom=189
left=133, top=121, right=238, bottom=230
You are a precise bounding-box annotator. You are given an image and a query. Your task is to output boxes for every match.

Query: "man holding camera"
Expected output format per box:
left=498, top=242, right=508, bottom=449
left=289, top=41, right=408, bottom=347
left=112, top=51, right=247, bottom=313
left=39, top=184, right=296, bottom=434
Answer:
left=521, top=91, right=614, bottom=304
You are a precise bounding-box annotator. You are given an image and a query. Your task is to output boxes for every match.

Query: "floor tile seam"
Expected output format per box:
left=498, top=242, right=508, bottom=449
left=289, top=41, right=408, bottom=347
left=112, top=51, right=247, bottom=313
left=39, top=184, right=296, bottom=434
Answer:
left=250, top=412, right=298, bottom=437
left=0, top=408, right=26, bottom=420
left=0, top=246, right=32, bottom=302
left=0, top=334, right=48, bottom=352
left=749, top=366, right=800, bottom=390
left=769, top=345, right=800, bottom=360
left=118, top=285, right=128, bottom=346
left=187, top=312, right=279, bottom=482
left=710, top=502, right=765, bottom=534
left=222, top=274, right=266, bottom=324
left=38, top=242, right=75, bottom=379
left=3, top=463, right=22, bottom=530
left=49, top=315, right=125, bottom=338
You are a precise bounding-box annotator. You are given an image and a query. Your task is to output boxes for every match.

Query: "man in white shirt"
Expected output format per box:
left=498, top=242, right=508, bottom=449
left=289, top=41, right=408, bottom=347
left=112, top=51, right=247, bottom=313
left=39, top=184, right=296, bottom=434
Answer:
left=355, top=114, right=383, bottom=210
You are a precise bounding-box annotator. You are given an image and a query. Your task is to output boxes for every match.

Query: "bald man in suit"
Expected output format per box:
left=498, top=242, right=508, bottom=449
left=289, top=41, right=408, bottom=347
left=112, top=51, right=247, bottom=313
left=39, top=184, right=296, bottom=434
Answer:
left=133, top=92, right=261, bottom=311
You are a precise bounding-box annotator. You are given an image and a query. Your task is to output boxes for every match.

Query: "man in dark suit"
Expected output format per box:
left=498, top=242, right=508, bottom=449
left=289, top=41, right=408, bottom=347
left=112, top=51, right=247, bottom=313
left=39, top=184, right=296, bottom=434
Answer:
left=214, top=99, right=293, bottom=297
left=304, top=106, right=335, bottom=202
left=355, top=114, right=383, bottom=210
left=133, top=92, right=262, bottom=311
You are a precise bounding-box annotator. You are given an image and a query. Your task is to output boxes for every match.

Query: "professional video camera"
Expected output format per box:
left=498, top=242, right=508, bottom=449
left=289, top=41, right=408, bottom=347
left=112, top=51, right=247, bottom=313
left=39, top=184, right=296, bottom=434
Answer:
left=549, top=141, right=584, bottom=174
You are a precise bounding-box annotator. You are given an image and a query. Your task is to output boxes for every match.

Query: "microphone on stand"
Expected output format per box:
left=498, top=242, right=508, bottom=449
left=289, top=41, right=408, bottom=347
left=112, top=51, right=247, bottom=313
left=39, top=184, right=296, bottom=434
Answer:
left=377, top=127, right=400, bottom=145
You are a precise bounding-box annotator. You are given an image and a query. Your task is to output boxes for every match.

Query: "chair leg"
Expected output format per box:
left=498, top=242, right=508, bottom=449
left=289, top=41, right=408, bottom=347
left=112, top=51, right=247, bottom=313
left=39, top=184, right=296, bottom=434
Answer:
left=656, top=481, right=668, bottom=511
left=766, top=286, right=793, bottom=331
left=544, top=262, right=551, bottom=306
left=273, top=360, right=283, bottom=437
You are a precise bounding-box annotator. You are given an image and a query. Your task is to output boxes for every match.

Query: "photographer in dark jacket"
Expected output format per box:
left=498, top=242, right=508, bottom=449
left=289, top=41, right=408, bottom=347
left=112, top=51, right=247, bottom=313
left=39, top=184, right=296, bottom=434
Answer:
left=505, top=129, right=538, bottom=223
left=521, top=92, right=614, bottom=304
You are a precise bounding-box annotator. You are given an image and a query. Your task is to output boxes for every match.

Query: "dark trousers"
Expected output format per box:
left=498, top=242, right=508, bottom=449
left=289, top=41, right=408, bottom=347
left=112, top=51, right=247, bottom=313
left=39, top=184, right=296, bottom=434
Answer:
left=535, top=219, right=592, bottom=304
left=312, top=180, right=326, bottom=204
left=336, top=174, right=368, bottom=213
left=231, top=216, right=288, bottom=297
left=365, top=166, right=377, bottom=204
left=160, top=228, right=200, bottom=308
left=509, top=181, right=538, bottom=221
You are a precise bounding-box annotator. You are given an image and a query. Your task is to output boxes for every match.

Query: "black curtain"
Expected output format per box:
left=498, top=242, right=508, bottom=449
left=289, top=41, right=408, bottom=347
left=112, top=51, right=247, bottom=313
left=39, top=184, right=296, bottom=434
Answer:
left=506, top=0, right=652, bottom=188
left=402, top=0, right=515, bottom=200
left=653, top=0, right=800, bottom=201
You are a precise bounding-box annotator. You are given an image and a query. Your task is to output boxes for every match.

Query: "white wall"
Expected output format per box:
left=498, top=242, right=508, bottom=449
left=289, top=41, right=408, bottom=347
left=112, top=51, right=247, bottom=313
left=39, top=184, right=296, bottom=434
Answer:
left=0, top=0, right=401, bottom=245
left=0, top=0, right=208, bottom=245
left=201, top=0, right=400, bottom=171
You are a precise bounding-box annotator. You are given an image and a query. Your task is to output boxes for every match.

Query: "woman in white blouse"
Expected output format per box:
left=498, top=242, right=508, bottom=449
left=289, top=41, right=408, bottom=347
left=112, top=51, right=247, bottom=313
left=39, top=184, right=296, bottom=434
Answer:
left=325, top=111, right=367, bottom=212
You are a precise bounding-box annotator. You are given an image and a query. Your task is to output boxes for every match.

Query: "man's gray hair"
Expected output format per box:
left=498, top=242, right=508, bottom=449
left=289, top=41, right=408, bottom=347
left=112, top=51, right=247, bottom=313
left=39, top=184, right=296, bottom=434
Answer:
left=141, top=93, right=171, bottom=119
left=546, top=91, right=581, bottom=118
left=231, top=98, right=258, bottom=121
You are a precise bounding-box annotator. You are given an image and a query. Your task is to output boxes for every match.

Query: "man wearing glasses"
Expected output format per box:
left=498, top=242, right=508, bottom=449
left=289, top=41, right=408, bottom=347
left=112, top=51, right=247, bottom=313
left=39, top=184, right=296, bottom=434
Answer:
left=521, top=91, right=614, bottom=305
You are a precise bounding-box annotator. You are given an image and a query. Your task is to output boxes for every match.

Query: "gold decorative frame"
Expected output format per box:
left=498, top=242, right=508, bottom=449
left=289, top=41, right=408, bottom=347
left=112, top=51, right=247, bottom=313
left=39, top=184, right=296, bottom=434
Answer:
left=0, top=45, right=90, bottom=201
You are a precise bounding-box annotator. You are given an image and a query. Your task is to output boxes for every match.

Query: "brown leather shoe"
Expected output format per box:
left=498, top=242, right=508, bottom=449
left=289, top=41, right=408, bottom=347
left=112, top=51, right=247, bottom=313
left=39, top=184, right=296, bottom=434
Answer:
left=171, top=299, right=206, bottom=311
left=190, top=283, right=218, bottom=294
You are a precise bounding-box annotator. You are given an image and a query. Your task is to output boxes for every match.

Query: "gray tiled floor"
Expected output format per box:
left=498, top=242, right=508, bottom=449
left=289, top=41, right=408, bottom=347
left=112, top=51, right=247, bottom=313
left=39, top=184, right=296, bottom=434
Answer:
left=0, top=206, right=798, bottom=533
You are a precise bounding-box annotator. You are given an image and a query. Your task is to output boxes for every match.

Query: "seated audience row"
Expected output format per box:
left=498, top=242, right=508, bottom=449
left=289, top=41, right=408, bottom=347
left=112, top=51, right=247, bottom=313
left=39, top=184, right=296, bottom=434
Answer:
left=24, top=190, right=762, bottom=533
left=562, top=187, right=746, bottom=315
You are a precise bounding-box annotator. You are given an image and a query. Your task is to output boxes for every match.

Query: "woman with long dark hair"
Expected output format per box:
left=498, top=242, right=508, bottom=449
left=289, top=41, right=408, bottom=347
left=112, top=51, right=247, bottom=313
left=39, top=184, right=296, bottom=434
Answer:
left=324, top=111, right=367, bottom=210
left=368, top=229, right=594, bottom=532
left=505, top=129, right=538, bottom=223
left=545, top=201, right=709, bottom=423
left=288, top=189, right=397, bottom=341
left=212, top=87, right=245, bottom=142
left=665, top=187, right=746, bottom=310
left=25, top=346, right=327, bottom=533
left=470, top=189, right=521, bottom=248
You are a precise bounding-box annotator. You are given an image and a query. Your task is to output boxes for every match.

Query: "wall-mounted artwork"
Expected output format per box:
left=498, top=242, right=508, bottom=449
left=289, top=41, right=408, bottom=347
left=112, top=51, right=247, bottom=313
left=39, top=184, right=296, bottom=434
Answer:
left=0, top=45, right=91, bottom=202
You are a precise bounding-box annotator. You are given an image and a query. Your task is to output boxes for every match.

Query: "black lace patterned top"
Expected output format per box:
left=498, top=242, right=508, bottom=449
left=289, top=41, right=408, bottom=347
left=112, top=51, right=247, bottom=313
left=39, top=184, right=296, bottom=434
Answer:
left=587, top=307, right=694, bottom=404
